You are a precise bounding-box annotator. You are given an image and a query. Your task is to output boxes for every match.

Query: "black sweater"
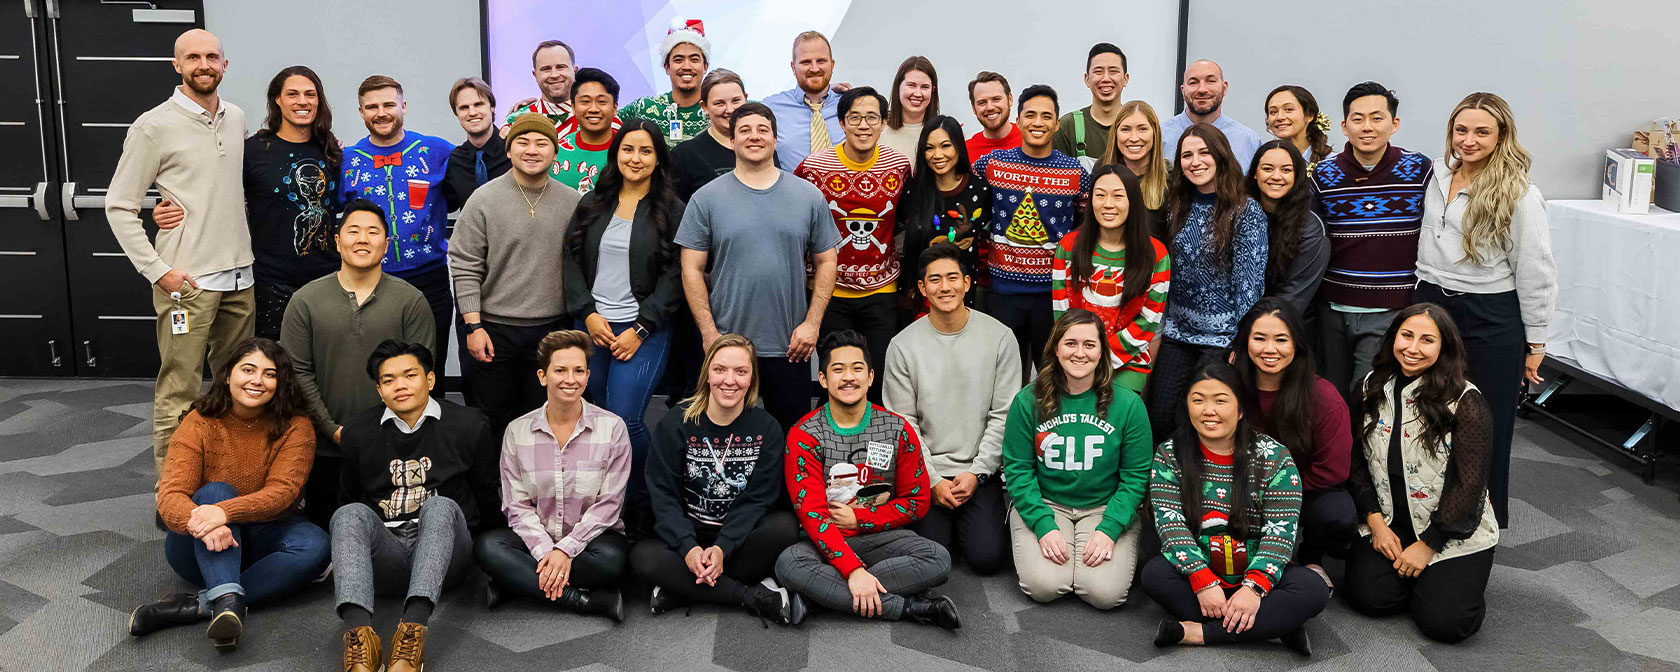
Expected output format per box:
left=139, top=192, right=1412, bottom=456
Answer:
left=337, top=400, right=502, bottom=535
left=561, top=193, right=686, bottom=332
left=646, top=404, right=784, bottom=556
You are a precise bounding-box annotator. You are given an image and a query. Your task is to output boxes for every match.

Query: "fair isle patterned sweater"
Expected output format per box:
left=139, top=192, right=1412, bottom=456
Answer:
left=1150, top=435, right=1301, bottom=595
left=972, top=148, right=1092, bottom=295
left=1310, top=144, right=1433, bottom=309
left=1160, top=193, right=1268, bottom=348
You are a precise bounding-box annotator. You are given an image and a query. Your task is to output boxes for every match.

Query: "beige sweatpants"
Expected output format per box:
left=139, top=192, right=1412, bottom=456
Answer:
left=1009, top=501, right=1142, bottom=609
left=150, top=284, right=254, bottom=479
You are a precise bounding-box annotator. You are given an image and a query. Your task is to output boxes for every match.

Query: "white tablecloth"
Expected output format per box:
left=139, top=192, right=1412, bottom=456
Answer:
left=1546, top=199, right=1680, bottom=411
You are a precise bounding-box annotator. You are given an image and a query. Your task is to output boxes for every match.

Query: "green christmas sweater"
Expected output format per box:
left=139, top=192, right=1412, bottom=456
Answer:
left=618, top=91, right=709, bottom=148
left=1000, top=381, right=1153, bottom=541
left=1149, top=436, right=1301, bottom=595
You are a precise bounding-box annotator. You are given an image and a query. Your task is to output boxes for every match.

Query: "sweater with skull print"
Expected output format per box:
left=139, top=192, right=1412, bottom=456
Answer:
left=785, top=404, right=930, bottom=577
left=1149, top=435, right=1301, bottom=595
left=338, top=400, right=502, bottom=534
left=794, top=144, right=911, bottom=297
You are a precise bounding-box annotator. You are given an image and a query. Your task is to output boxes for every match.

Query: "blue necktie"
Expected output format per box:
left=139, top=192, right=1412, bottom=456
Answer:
left=474, top=150, right=488, bottom=185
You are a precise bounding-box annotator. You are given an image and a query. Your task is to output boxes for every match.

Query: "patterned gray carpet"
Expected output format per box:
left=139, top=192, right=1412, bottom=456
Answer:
left=1, top=378, right=1678, bottom=671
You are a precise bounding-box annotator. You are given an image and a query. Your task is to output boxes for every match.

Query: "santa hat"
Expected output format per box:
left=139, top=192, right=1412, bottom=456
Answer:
left=661, top=18, right=710, bottom=63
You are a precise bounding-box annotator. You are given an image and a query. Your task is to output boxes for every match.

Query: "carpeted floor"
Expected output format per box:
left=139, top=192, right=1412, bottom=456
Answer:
left=1, top=377, right=1678, bottom=671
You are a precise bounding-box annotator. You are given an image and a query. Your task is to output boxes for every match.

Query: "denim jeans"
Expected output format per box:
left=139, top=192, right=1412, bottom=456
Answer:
left=579, top=319, right=671, bottom=509
left=163, top=482, right=331, bottom=609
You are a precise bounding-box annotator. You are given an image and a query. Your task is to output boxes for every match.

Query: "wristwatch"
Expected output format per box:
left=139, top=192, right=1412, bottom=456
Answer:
left=464, top=322, right=483, bottom=334
left=1527, top=343, right=1546, bottom=355
left=1240, top=577, right=1268, bottom=598
left=633, top=323, right=650, bottom=340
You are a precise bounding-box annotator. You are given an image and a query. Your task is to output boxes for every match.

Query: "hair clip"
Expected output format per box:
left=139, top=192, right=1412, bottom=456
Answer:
left=1313, top=113, right=1330, bottom=133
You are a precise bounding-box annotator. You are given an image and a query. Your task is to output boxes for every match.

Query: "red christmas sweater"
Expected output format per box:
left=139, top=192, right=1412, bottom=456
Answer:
left=1051, top=232, right=1172, bottom=374
left=795, top=144, right=911, bottom=297
left=784, top=404, right=929, bottom=577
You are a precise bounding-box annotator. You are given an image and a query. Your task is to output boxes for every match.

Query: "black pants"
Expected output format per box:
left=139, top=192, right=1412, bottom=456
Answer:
left=1415, top=281, right=1523, bottom=528
left=393, top=265, right=454, bottom=399
left=757, top=356, right=814, bottom=432
left=470, top=318, right=567, bottom=434
left=1342, top=536, right=1494, bottom=643
left=1141, top=554, right=1329, bottom=643
left=1296, top=488, right=1359, bottom=566
left=302, top=451, right=341, bottom=531
left=629, top=510, right=799, bottom=605
left=986, top=291, right=1053, bottom=379
left=658, top=304, right=704, bottom=403
left=474, top=527, right=628, bottom=599
left=1145, top=338, right=1226, bottom=443
left=907, top=477, right=1009, bottom=575
left=253, top=279, right=307, bottom=342
left=820, top=293, right=899, bottom=403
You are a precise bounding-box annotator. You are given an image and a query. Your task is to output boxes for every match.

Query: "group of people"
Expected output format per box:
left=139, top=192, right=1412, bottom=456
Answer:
left=110, top=23, right=1556, bottom=670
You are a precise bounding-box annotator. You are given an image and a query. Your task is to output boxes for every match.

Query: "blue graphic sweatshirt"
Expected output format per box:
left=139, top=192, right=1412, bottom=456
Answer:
left=339, top=131, right=457, bottom=274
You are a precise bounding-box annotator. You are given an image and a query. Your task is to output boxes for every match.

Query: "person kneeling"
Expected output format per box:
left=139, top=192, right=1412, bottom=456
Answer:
left=130, top=339, right=329, bottom=651
left=1003, top=310, right=1153, bottom=609
left=1144, top=362, right=1326, bottom=656
left=774, top=330, right=960, bottom=629
left=474, top=330, right=630, bottom=621
left=632, top=334, right=802, bottom=624
left=335, top=341, right=501, bottom=672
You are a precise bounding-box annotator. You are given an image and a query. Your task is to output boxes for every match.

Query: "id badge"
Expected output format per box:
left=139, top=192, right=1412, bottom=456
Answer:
left=865, top=441, right=894, bottom=469
left=169, top=308, right=190, bottom=335
left=669, top=119, right=683, bottom=141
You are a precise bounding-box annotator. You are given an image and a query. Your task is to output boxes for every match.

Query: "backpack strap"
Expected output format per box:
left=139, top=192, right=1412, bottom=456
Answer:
left=1072, top=109, right=1087, bottom=155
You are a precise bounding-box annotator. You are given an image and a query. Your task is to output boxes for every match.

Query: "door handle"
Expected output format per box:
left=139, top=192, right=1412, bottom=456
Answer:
left=61, top=181, right=77, bottom=221
left=69, top=194, right=159, bottom=210
left=47, top=339, right=63, bottom=368
left=82, top=339, right=96, bottom=368
left=34, top=182, right=50, bottom=220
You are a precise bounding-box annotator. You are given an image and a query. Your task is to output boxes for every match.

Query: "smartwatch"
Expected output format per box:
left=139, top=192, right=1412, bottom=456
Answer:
left=634, top=323, right=650, bottom=340
left=464, top=322, right=483, bottom=334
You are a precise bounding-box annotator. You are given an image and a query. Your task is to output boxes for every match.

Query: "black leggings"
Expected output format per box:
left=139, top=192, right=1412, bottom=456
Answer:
left=1140, top=555, right=1329, bottom=643
left=985, top=291, right=1053, bottom=380
left=1342, top=536, right=1494, bottom=643
left=630, top=511, right=799, bottom=605
left=1145, top=338, right=1226, bottom=443
left=907, top=477, right=1010, bottom=575
left=1295, top=488, right=1359, bottom=566
left=473, top=528, right=628, bottom=599
left=757, top=356, right=815, bottom=433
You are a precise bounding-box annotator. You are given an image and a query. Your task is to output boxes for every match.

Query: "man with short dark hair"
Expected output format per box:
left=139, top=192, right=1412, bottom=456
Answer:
left=1311, top=81, right=1433, bottom=395
left=763, top=31, right=845, bottom=169
left=334, top=340, right=499, bottom=672
left=1161, top=59, right=1262, bottom=171
left=676, top=102, right=840, bottom=432
left=966, top=71, right=1020, bottom=160
left=775, top=330, right=959, bottom=629
left=338, top=75, right=459, bottom=391
left=671, top=68, right=775, bottom=201
left=1053, top=43, right=1128, bottom=168
left=552, top=67, right=619, bottom=194
left=795, top=86, right=910, bottom=401
left=619, top=27, right=711, bottom=149
left=443, top=77, right=510, bottom=210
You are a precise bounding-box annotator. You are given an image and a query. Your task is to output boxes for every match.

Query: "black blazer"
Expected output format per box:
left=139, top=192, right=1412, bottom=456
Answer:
left=561, top=193, right=686, bottom=332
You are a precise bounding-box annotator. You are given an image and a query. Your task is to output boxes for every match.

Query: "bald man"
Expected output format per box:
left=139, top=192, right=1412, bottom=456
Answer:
left=1160, top=59, right=1263, bottom=172
left=107, top=28, right=254, bottom=496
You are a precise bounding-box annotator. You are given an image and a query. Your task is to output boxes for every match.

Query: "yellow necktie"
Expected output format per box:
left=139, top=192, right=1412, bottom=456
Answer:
left=808, top=97, right=831, bottom=154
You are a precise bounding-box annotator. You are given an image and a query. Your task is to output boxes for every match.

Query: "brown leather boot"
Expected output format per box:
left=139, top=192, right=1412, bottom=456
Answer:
left=388, top=621, right=427, bottom=672
left=341, top=626, right=383, bottom=672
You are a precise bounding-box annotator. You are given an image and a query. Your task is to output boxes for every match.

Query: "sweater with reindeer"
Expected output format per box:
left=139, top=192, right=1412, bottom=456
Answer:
left=794, top=144, right=912, bottom=297
left=785, top=404, right=929, bottom=577
left=1149, top=436, right=1301, bottom=595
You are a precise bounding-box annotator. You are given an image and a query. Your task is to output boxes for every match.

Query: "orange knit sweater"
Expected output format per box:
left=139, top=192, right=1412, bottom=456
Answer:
left=157, top=411, right=315, bottom=535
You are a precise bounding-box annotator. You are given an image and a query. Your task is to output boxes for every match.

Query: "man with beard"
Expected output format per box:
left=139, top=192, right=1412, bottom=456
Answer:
left=618, top=27, right=711, bottom=149
left=1161, top=59, right=1262, bottom=172
left=107, top=28, right=255, bottom=487
left=443, top=77, right=510, bottom=209
left=339, top=75, right=459, bottom=392
left=1052, top=43, right=1129, bottom=169
left=966, top=71, right=1020, bottom=160
left=763, top=31, right=845, bottom=170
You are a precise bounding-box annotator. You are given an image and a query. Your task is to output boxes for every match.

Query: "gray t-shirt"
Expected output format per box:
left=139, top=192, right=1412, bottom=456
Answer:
left=593, top=215, right=639, bottom=323
left=674, top=171, right=841, bottom=356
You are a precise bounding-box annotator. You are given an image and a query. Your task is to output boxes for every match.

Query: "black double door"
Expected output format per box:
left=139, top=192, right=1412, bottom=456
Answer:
left=2, top=0, right=206, bottom=377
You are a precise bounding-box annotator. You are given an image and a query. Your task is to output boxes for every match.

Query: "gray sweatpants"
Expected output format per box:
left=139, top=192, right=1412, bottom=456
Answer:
left=775, top=529, right=951, bottom=620
left=331, top=497, right=472, bottom=614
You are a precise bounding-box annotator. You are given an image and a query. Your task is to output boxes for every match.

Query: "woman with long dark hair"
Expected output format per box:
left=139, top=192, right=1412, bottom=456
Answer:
left=1263, top=85, right=1331, bottom=165
left=1343, top=303, right=1500, bottom=643
left=1000, top=310, right=1153, bottom=609
left=880, top=55, right=940, bottom=159
left=129, top=338, right=328, bottom=651
left=1246, top=140, right=1328, bottom=316
left=1229, top=298, right=1353, bottom=591
left=1145, top=124, right=1268, bottom=441
left=1144, top=362, right=1324, bottom=655
left=899, top=115, right=991, bottom=302
left=563, top=119, right=685, bottom=530
left=1052, top=165, right=1170, bottom=393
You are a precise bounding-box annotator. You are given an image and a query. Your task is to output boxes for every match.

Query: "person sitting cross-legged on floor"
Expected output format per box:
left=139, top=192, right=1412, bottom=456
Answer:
left=474, top=329, right=631, bottom=621
left=334, top=340, right=501, bottom=672
left=773, top=330, right=961, bottom=629
left=631, top=334, right=803, bottom=624
left=130, top=337, right=329, bottom=652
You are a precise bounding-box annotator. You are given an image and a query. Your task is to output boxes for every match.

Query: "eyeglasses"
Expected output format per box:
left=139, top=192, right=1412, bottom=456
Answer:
left=844, top=114, right=882, bottom=127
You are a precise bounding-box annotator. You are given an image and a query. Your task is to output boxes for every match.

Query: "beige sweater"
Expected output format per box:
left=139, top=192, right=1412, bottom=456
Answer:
left=106, top=92, right=252, bottom=284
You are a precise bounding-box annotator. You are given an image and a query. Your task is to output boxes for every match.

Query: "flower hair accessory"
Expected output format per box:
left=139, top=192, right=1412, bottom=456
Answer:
left=1313, top=113, right=1330, bottom=133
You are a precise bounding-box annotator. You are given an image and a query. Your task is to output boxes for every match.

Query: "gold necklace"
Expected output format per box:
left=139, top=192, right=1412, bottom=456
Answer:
left=516, top=178, right=548, bottom=218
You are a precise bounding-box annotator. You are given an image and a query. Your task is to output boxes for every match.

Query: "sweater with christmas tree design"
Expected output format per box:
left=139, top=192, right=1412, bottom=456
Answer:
left=1000, top=381, right=1153, bottom=541
left=794, top=144, right=912, bottom=297
left=1052, top=232, right=1172, bottom=374
left=1149, top=436, right=1301, bottom=595
left=618, top=92, right=709, bottom=149
left=551, top=130, right=610, bottom=194
left=971, top=148, right=1091, bottom=295
left=785, top=404, right=929, bottom=577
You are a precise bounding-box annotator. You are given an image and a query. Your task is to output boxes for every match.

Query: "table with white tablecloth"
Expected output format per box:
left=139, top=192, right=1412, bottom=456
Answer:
left=1545, top=199, right=1680, bottom=412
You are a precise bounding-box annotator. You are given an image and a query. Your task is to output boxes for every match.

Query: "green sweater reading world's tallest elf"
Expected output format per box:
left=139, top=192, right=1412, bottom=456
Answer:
left=1001, top=381, right=1153, bottom=541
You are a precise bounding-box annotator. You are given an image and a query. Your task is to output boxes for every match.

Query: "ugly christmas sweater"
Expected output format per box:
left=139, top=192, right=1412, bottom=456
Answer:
left=1000, top=381, right=1154, bottom=541
left=785, top=404, right=929, bottom=577
left=339, top=131, right=457, bottom=274
left=618, top=91, right=709, bottom=149
left=1149, top=436, right=1302, bottom=595
left=794, top=144, right=912, bottom=297
left=551, top=130, right=610, bottom=194
left=1052, top=232, right=1172, bottom=374
left=971, top=147, right=1091, bottom=295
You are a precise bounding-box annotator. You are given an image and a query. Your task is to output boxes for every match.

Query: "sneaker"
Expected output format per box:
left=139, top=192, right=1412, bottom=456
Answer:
left=743, top=581, right=793, bottom=627
left=649, top=585, right=685, bottom=615
left=764, top=578, right=806, bottom=626
left=341, top=626, right=383, bottom=672
left=388, top=621, right=427, bottom=672
left=313, top=561, right=334, bottom=584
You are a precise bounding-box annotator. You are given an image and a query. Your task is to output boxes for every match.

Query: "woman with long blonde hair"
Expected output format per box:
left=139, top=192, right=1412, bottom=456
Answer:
left=1100, top=100, right=1171, bottom=238
left=1414, top=92, right=1556, bottom=528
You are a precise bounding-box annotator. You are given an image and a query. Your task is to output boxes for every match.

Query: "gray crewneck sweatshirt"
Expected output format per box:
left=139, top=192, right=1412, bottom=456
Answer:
left=449, top=171, right=583, bottom=325
left=883, top=309, right=1022, bottom=480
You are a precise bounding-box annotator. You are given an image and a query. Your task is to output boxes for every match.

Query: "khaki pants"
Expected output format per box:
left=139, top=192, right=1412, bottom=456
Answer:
left=151, top=284, right=254, bottom=479
left=1009, top=501, right=1142, bottom=609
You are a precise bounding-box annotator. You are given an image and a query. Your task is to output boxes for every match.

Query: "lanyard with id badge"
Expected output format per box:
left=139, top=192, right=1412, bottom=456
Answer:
left=168, top=291, right=190, bottom=335
left=666, top=104, right=683, bottom=143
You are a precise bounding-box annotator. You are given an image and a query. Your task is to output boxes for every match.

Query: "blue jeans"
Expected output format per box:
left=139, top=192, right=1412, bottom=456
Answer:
left=163, top=482, right=331, bottom=609
left=578, top=319, right=671, bottom=509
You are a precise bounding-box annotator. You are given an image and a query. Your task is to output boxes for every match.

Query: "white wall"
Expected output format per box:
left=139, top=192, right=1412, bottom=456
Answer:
left=1187, top=0, right=1680, bottom=199
left=205, top=0, right=482, bottom=145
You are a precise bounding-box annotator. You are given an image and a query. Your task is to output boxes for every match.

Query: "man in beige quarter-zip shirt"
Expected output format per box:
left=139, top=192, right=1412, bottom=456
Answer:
left=106, top=28, right=255, bottom=486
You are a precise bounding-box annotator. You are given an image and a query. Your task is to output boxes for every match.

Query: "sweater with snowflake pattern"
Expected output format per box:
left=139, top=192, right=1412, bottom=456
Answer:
left=1160, top=193, right=1268, bottom=348
left=339, top=131, right=457, bottom=274
left=784, top=404, right=929, bottom=577
left=971, top=148, right=1091, bottom=295
left=1149, top=435, right=1301, bottom=595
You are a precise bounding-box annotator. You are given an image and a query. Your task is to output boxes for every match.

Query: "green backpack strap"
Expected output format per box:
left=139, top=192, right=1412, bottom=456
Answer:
left=1072, top=108, right=1087, bottom=155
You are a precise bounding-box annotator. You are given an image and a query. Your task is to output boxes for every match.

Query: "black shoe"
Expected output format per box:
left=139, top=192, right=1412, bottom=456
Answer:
left=1153, top=617, right=1185, bottom=647
left=483, top=580, right=505, bottom=610
left=206, top=593, right=245, bottom=652
left=128, top=593, right=203, bottom=636
left=742, top=582, right=796, bottom=627
left=903, top=593, right=960, bottom=630
left=649, top=585, right=688, bottom=615
left=1280, top=626, right=1312, bottom=657
left=558, top=587, right=624, bottom=623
